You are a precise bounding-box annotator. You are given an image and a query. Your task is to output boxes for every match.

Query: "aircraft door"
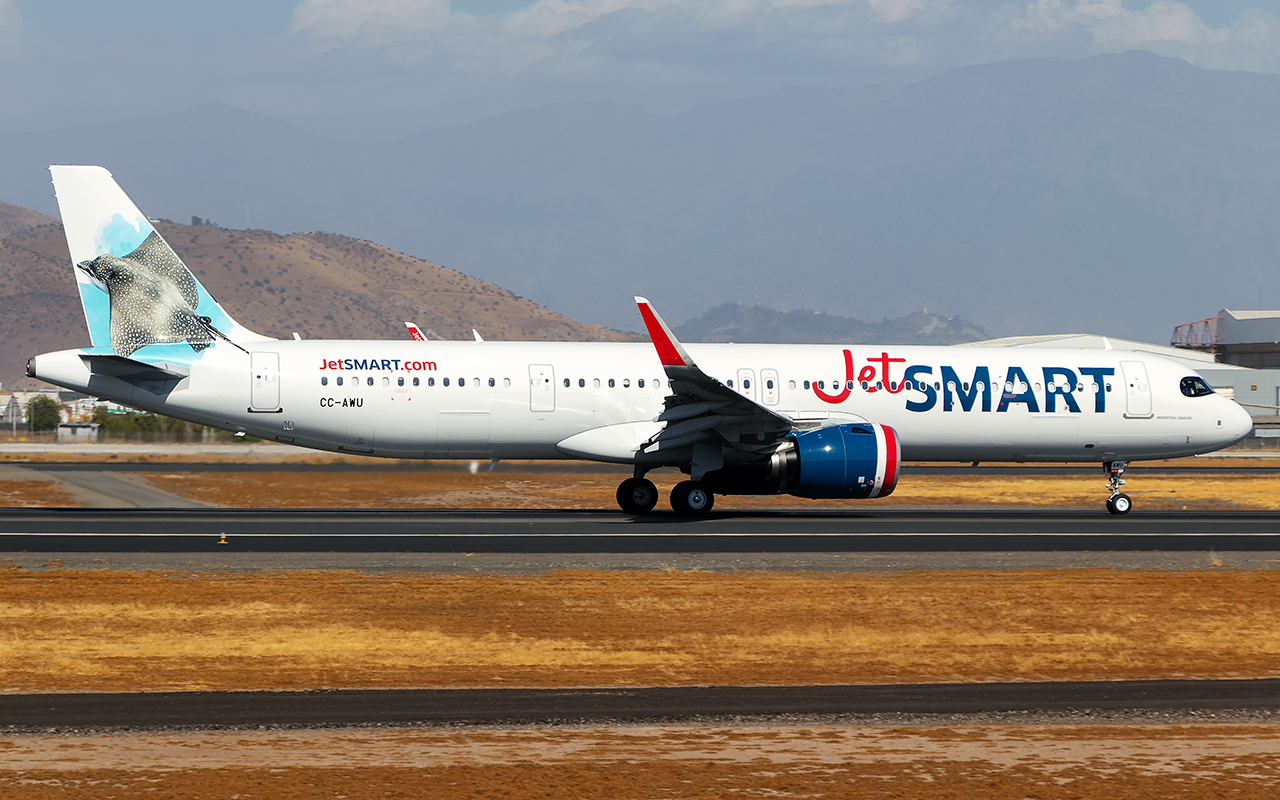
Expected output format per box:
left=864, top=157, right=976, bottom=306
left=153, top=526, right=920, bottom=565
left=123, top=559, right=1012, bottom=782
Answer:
left=1120, top=361, right=1153, bottom=418
left=250, top=352, right=281, bottom=412
left=529, top=364, right=555, bottom=412
left=736, top=368, right=756, bottom=401
left=761, top=369, right=779, bottom=405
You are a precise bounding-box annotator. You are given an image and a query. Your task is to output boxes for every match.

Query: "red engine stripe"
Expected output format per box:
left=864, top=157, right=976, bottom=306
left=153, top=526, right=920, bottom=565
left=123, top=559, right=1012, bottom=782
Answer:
left=879, top=424, right=899, bottom=497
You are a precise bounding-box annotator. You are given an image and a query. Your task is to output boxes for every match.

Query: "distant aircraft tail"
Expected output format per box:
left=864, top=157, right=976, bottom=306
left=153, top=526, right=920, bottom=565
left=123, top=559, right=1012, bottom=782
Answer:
left=49, top=165, right=268, bottom=359
left=405, top=321, right=427, bottom=341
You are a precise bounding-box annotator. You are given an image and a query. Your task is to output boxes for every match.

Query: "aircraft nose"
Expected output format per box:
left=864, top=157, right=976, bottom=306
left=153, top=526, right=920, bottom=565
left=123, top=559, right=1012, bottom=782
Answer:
left=1220, top=398, right=1254, bottom=446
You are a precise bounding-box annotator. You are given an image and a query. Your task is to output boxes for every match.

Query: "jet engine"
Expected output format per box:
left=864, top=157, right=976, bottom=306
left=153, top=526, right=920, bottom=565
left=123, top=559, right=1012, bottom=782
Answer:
left=772, top=422, right=900, bottom=499
left=698, top=422, right=900, bottom=500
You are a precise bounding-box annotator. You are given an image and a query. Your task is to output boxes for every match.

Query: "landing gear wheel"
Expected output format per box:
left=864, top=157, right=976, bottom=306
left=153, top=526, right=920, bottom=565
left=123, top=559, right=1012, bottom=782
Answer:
left=616, top=477, right=658, bottom=514
left=1106, top=493, right=1133, bottom=515
left=1103, top=460, right=1131, bottom=515
left=670, top=480, right=714, bottom=517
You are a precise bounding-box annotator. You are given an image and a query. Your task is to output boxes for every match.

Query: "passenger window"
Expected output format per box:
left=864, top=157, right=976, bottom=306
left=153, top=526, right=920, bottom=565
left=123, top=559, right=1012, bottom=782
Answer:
left=321, top=377, right=328, bottom=386
left=593, top=378, right=601, bottom=388
left=788, top=380, right=796, bottom=390
left=767, top=380, right=774, bottom=389
left=489, top=378, right=495, bottom=387
left=443, top=378, right=450, bottom=387
left=365, top=377, right=372, bottom=386
left=727, top=380, right=734, bottom=388
left=381, top=377, right=389, bottom=387
left=803, top=380, right=810, bottom=390
left=638, top=379, right=645, bottom=388
left=563, top=378, right=570, bottom=388
left=623, top=378, right=630, bottom=388
left=608, top=378, right=615, bottom=388
left=503, top=378, right=511, bottom=388
left=336, top=377, right=343, bottom=386
left=414, top=377, right=421, bottom=387
left=1106, top=383, right=1112, bottom=392
left=743, top=379, right=750, bottom=389
left=846, top=380, right=854, bottom=390
left=397, top=377, right=404, bottom=386
left=579, top=378, right=585, bottom=388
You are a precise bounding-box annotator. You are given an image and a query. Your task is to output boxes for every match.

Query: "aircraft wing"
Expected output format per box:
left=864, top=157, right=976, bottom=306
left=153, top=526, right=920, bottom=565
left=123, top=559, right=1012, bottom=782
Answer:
left=634, top=297, right=795, bottom=454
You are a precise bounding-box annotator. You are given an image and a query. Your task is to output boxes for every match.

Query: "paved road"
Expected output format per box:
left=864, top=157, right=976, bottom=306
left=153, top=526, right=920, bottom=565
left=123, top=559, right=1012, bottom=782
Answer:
left=1, top=508, right=1279, bottom=552
left=3, top=680, right=1277, bottom=733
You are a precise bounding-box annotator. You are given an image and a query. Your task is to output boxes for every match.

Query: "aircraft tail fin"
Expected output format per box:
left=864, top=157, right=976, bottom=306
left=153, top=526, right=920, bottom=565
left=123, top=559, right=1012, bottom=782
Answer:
left=49, top=165, right=269, bottom=358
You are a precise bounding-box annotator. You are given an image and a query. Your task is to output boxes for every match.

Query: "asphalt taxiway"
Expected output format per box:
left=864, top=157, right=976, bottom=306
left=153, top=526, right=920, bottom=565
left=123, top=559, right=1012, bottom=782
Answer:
left=4, top=679, right=1279, bottom=733
left=0, top=508, right=1278, bottom=552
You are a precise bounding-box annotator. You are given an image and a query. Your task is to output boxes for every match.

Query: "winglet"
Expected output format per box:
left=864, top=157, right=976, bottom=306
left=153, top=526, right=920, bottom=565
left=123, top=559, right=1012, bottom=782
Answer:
left=635, top=296, right=692, bottom=368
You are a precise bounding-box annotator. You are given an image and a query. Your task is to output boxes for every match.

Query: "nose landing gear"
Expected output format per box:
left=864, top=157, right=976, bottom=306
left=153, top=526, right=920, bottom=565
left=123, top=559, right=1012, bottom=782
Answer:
left=1104, top=460, right=1132, bottom=515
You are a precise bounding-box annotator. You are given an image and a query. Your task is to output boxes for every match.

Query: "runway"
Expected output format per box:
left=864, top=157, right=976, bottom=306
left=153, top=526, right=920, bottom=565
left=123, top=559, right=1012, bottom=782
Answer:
left=3, top=679, right=1278, bottom=733
left=1, top=508, right=1279, bottom=552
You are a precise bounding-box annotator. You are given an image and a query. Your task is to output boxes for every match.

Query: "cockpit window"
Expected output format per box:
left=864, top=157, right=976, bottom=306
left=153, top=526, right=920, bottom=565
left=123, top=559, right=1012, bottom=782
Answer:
left=1180, top=376, right=1214, bottom=397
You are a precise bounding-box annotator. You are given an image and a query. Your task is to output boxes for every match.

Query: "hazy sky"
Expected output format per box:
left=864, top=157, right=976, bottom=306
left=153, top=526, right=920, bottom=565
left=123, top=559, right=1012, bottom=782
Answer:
left=3, top=0, right=1280, bottom=141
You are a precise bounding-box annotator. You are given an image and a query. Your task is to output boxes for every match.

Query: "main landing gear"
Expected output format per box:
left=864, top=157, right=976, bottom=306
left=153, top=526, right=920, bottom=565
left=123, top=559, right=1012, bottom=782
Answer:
left=670, top=480, right=714, bottom=516
left=1105, top=460, right=1132, bottom=515
left=616, top=474, right=659, bottom=515
left=615, top=472, right=714, bottom=516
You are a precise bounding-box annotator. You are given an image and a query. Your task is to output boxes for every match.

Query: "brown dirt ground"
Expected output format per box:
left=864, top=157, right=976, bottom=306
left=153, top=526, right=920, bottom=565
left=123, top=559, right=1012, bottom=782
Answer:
left=2, top=724, right=1278, bottom=799
left=2, top=567, right=1278, bottom=692
left=0, top=476, right=81, bottom=508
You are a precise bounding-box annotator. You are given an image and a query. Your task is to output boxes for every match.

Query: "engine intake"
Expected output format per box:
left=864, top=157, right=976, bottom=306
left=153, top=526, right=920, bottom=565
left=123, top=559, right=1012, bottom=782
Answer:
left=773, top=423, right=900, bottom=499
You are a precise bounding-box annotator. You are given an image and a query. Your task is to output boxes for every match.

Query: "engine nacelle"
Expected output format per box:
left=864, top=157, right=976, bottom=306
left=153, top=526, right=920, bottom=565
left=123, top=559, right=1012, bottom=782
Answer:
left=773, top=422, right=900, bottom=499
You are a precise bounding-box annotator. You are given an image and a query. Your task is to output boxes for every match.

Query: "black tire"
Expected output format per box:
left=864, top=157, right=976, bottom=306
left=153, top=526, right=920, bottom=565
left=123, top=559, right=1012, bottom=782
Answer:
left=671, top=480, right=714, bottom=517
left=1106, top=493, right=1133, bottom=515
left=616, top=477, right=658, bottom=514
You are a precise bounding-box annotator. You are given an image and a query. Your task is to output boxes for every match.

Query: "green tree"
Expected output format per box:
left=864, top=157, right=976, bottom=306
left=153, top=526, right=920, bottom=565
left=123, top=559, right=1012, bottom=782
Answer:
left=26, top=395, right=62, bottom=432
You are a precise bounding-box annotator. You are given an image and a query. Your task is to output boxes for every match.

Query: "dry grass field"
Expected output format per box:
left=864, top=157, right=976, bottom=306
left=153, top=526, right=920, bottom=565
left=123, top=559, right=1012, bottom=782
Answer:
left=2, top=567, right=1278, bottom=693
left=5, top=724, right=1279, bottom=799
left=141, top=465, right=1280, bottom=510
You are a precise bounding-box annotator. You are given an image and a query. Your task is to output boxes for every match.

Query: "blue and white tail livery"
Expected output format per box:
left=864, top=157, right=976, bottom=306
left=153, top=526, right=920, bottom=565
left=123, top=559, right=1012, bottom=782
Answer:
left=29, top=167, right=1254, bottom=516
left=51, top=165, right=268, bottom=362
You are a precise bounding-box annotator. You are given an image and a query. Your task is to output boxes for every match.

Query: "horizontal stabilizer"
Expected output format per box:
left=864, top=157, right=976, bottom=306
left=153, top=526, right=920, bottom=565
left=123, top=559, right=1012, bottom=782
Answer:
left=80, top=354, right=189, bottom=383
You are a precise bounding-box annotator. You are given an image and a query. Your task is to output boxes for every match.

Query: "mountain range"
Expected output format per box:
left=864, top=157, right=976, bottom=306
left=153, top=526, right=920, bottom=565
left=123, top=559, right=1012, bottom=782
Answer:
left=1, top=50, right=1275, bottom=345
left=0, top=209, right=635, bottom=391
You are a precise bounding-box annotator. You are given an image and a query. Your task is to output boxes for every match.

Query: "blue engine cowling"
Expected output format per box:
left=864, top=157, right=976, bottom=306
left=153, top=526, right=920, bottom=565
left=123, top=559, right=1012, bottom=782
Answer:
left=777, top=422, right=900, bottom=499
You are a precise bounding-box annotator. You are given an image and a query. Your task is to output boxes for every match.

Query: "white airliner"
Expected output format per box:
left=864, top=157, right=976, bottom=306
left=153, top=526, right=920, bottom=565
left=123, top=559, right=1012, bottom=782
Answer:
left=27, top=166, right=1253, bottom=515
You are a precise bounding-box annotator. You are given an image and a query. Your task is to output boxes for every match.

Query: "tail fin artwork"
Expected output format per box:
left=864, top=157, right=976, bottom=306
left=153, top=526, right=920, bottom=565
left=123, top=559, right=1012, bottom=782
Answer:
left=49, top=166, right=268, bottom=359
left=405, top=321, right=427, bottom=341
